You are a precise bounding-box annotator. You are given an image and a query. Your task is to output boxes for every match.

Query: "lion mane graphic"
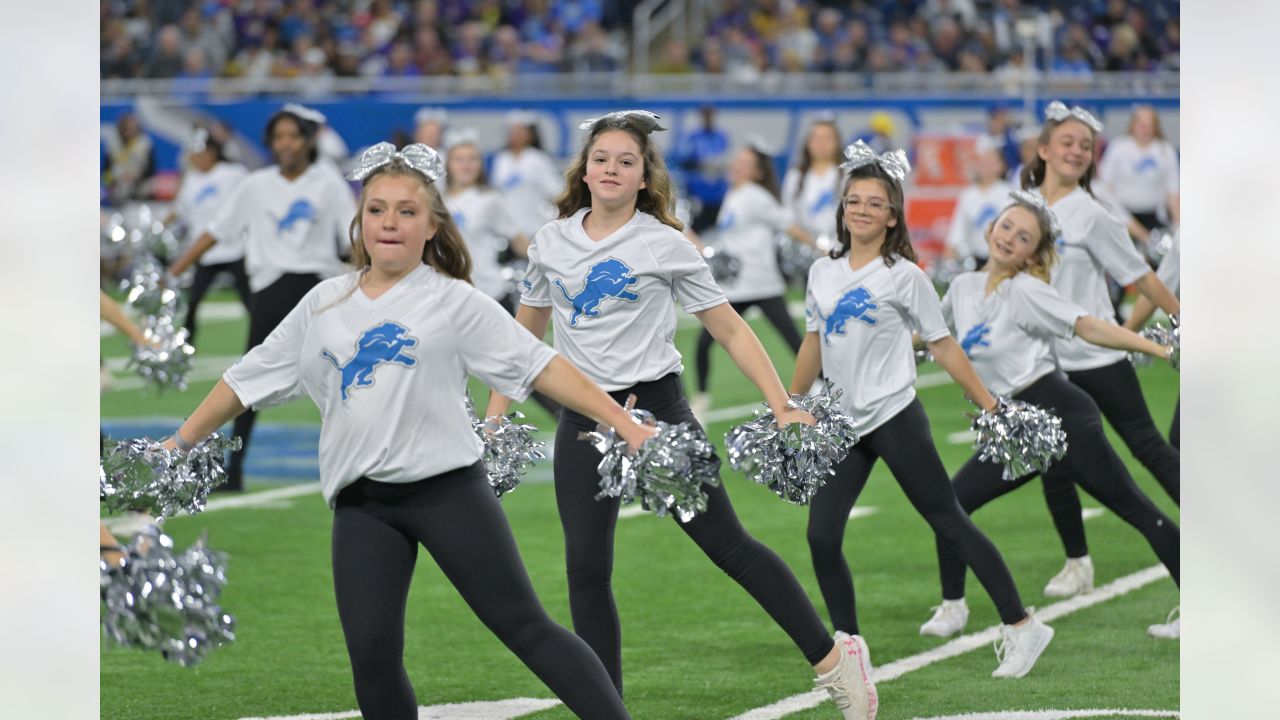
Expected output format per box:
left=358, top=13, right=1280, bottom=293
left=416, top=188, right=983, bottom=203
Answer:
left=553, top=258, right=641, bottom=327
left=320, top=321, right=419, bottom=402
left=822, top=286, right=879, bottom=343
left=274, top=199, right=317, bottom=234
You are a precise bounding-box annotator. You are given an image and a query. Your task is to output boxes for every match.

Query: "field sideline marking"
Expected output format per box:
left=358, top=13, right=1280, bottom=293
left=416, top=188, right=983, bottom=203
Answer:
left=727, top=564, right=1171, bottom=720
left=238, top=697, right=562, bottom=720
left=907, top=711, right=1178, bottom=720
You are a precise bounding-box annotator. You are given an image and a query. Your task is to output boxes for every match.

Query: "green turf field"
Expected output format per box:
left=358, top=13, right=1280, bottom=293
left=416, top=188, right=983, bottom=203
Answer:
left=100, top=292, right=1179, bottom=720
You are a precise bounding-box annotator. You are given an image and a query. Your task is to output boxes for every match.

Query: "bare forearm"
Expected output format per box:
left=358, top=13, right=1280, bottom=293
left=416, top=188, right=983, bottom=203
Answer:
left=1076, top=316, right=1166, bottom=357
left=716, top=315, right=791, bottom=412
left=170, top=232, right=218, bottom=276
left=531, top=357, right=628, bottom=427
left=928, top=336, right=997, bottom=411
left=175, top=380, right=247, bottom=445
left=487, top=304, right=551, bottom=418
left=787, top=224, right=814, bottom=246
left=99, top=291, right=148, bottom=346
left=789, top=333, right=823, bottom=395
left=1124, top=296, right=1158, bottom=331
left=1133, top=271, right=1180, bottom=316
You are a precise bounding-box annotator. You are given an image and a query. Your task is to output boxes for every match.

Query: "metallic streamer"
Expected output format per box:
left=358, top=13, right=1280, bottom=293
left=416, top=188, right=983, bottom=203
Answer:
left=465, top=394, right=546, bottom=498
left=971, top=398, right=1069, bottom=481
left=100, top=433, right=242, bottom=521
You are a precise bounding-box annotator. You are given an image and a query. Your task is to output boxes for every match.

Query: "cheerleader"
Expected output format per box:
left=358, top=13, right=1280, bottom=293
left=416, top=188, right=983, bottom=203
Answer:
left=923, top=192, right=1180, bottom=640
left=487, top=111, right=876, bottom=720
left=944, top=135, right=1012, bottom=266
left=1097, top=105, right=1180, bottom=241
left=789, top=142, right=1053, bottom=679
left=1022, top=102, right=1180, bottom=600
left=169, top=105, right=357, bottom=492
left=159, top=143, right=653, bottom=720
left=781, top=116, right=843, bottom=242
left=691, top=139, right=810, bottom=419
left=490, top=110, right=563, bottom=238
left=167, top=126, right=250, bottom=347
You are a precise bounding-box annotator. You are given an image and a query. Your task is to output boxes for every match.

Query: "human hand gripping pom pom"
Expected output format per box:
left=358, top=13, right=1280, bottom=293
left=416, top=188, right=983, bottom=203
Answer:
left=100, top=433, right=242, bottom=521
left=971, top=398, right=1069, bottom=481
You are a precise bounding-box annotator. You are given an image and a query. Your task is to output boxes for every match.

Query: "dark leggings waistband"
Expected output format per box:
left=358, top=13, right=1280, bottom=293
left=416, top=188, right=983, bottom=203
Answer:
left=561, top=372, right=685, bottom=427
left=335, top=460, right=486, bottom=507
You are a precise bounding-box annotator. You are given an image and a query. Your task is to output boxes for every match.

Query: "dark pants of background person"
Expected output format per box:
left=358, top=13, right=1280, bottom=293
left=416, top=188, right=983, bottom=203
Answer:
left=695, top=296, right=803, bottom=394
left=807, top=398, right=1028, bottom=635
left=332, top=463, right=631, bottom=720
left=939, top=372, right=1180, bottom=601
left=184, top=259, right=252, bottom=348
left=554, top=373, right=834, bottom=696
left=1039, top=360, right=1180, bottom=560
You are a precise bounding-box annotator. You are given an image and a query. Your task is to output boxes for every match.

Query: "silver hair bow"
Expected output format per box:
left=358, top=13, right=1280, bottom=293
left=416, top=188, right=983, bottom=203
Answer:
left=1008, top=189, right=1064, bottom=240
left=840, top=140, right=911, bottom=182
left=281, top=103, right=328, bottom=126
left=185, top=127, right=210, bottom=153
left=1043, top=101, right=1103, bottom=134
left=347, top=142, right=446, bottom=183
left=443, top=128, right=481, bottom=150
left=578, top=110, right=667, bottom=133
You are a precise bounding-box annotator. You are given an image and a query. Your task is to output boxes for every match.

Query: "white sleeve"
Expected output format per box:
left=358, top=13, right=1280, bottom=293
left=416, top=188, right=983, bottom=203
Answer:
left=518, top=233, right=552, bottom=307
left=536, top=152, right=564, bottom=200
left=939, top=286, right=957, bottom=335
left=898, top=262, right=950, bottom=341
left=804, top=267, right=820, bottom=333
left=661, top=231, right=727, bottom=313
left=491, top=195, right=520, bottom=240
left=944, top=190, right=970, bottom=251
left=1011, top=277, right=1087, bottom=340
left=222, top=287, right=319, bottom=409
left=1086, top=204, right=1150, bottom=286
left=448, top=288, right=557, bottom=402
left=1163, top=143, right=1180, bottom=195
left=330, top=176, right=357, bottom=256
left=205, top=177, right=251, bottom=242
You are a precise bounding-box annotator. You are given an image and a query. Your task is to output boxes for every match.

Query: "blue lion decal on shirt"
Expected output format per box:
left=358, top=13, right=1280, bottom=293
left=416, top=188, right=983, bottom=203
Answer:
left=553, top=258, right=641, bottom=327
left=974, top=203, right=999, bottom=229
left=1134, top=156, right=1159, bottom=173
left=275, top=199, right=317, bottom=234
left=808, top=188, right=835, bottom=216
left=822, top=286, right=879, bottom=343
left=320, top=321, right=419, bottom=402
left=193, top=184, right=219, bottom=206
left=960, top=322, right=992, bottom=356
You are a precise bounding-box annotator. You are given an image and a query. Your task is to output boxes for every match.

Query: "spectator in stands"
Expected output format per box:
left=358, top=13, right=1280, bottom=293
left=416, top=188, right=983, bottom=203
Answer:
left=653, top=38, right=693, bottom=74
left=568, top=21, right=622, bottom=72
left=102, top=112, right=155, bottom=206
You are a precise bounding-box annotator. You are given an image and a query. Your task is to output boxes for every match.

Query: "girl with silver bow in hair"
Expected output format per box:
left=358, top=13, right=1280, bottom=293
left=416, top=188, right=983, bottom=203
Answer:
left=1019, top=101, right=1181, bottom=607
left=158, top=142, right=658, bottom=720
left=485, top=110, right=878, bottom=720
left=790, top=141, right=1055, bottom=680
left=924, top=192, right=1181, bottom=641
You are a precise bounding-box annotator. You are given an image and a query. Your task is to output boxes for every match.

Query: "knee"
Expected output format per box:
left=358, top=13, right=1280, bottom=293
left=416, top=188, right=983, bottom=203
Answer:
left=489, top=607, right=558, bottom=657
left=565, top=551, right=612, bottom=594
left=806, top=521, right=844, bottom=560
left=344, top=628, right=403, bottom=679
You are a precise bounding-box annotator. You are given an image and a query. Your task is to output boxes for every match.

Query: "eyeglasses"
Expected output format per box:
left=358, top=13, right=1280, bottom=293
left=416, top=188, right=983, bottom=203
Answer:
left=841, top=196, right=892, bottom=213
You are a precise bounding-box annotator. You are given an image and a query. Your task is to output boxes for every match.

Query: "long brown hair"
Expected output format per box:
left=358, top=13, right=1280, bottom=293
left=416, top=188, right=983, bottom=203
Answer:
left=792, top=119, right=841, bottom=200
left=556, top=115, right=683, bottom=231
left=990, top=199, right=1058, bottom=283
left=1019, top=116, right=1097, bottom=194
left=347, top=160, right=473, bottom=283
left=748, top=146, right=782, bottom=201
left=831, top=163, right=915, bottom=266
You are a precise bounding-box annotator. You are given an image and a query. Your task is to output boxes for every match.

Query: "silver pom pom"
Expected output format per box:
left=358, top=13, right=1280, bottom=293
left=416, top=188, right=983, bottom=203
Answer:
left=100, top=433, right=242, bottom=521
left=100, top=526, right=235, bottom=667
left=971, top=398, right=1068, bottom=481
left=1138, top=317, right=1180, bottom=372
left=701, top=242, right=742, bottom=285
left=121, top=253, right=187, bottom=319
left=579, top=401, right=720, bottom=522
left=776, top=235, right=824, bottom=287
left=465, top=394, right=546, bottom=498
left=928, top=255, right=978, bottom=294
left=725, top=385, right=860, bottom=505
left=128, top=312, right=196, bottom=392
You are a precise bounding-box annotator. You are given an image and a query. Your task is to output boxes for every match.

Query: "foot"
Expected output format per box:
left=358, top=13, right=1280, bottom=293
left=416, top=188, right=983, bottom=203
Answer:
left=1044, top=556, right=1093, bottom=598
left=992, top=610, right=1055, bottom=678
left=833, top=631, right=873, bottom=674
left=1147, top=606, right=1179, bottom=639
left=919, top=599, right=969, bottom=638
left=815, top=634, right=878, bottom=719
left=689, top=392, right=711, bottom=422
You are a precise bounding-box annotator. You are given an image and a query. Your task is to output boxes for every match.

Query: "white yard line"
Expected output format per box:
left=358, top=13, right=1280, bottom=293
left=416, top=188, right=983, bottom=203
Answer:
left=727, top=564, right=1171, bottom=720
left=906, top=711, right=1178, bottom=720
left=239, top=698, right=562, bottom=720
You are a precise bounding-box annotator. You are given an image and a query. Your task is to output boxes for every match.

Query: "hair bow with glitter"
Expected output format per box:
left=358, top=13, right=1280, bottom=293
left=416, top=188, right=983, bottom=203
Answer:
left=839, top=140, right=912, bottom=182
left=347, top=142, right=446, bottom=183
left=1007, top=189, right=1064, bottom=240
left=1043, top=101, right=1103, bottom=134
left=578, top=110, right=667, bottom=133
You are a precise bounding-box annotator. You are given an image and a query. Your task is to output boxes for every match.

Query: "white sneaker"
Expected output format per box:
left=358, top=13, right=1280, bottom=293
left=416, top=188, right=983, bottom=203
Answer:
left=919, top=599, right=969, bottom=638
left=1043, top=556, right=1094, bottom=598
left=833, top=631, right=874, bottom=674
left=992, top=610, right=1055, bottom=678
left=1147, top=606, right=1180, bottom=639
left=689, top=392, right=711, bottom=422
left=815, top=633, right=879, bottom=719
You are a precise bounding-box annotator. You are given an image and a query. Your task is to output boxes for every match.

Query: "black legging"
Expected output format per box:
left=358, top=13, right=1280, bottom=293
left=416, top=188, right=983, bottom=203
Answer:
left=183, top=259, right=251, bottom=348
left=695, top=296, right=802, bottom=393
left=939, top=372, right=1180, bottom=601
left=1169, top=398, right=1179, bottom=449
left=554, top=373, right=833, bottom=695
left=808, top=398, right=1027, bottom=634
left=225, top=272, right=322, bottom=491
left=1039, top=359, right=1180, bottom=559
left=332, top=462, right=630, bottom=720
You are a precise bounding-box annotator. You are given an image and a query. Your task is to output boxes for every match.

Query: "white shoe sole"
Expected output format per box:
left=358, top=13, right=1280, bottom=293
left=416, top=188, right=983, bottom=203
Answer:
left=993, top=624, right=1055, bottom=679
left=846, top=635, right=879, bottom=719
left=919, top=623, right=964, bottom=638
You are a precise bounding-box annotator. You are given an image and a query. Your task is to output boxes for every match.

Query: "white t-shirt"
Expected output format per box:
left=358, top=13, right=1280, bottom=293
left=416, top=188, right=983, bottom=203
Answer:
left=781, top=165, right=840, bottom=240
left=1097, top=136, right=1180, bottom=215
left=223, top=263, right=557, bottom=508
left=945, top=180, right=1013, bottom=261
left=490, top=147, right=562, bottom=238
left=174, top=162, right=249, bottom=265
left=1042, top=186, right=1151, bottom=371
left=804, top=254, right=951, bottom=434
left=520, top=208, right=726, bottom=391
left=941, top=272, right=1087, bottom=397
left=206, top=163, right=357, bottom=292
left=445, top=186, right=520, bottom=300
left=715, top=182, right=791, bottom=302
left=1157, top=226, right=1180, bottom=296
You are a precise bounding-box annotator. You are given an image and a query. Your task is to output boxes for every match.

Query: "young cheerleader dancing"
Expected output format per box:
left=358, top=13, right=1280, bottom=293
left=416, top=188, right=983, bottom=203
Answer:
left=789, top=142, right=1053, bottom=679
left=923, top=191, right=1181, bottom=639
left=487, top=110, right=877, bottom=719
left=782, top=116, right=843, bottom=243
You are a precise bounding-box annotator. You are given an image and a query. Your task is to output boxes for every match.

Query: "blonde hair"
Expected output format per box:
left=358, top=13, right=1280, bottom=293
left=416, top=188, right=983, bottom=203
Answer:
left=989, top=200, right=1058, bottom=283
left=555, top=116, right=683, bottom=231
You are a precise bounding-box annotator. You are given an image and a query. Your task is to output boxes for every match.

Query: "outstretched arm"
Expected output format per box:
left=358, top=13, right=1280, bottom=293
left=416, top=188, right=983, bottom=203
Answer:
left=99, top=291, right=148, bottom=346
left=530, top=356, right=655, bottom=449
left=697, top=302, right=814, bottom=425
left=486, top=304, right=553, bottom=419
left=169, top=231, right=218, bottom=276
left=1076, top=315, right=1171, bottom=360
left=1132, top=270, right=1180, bottom=316
left=161, top=380, right=247, bottom=450
left=927, top=336, right=998, bottom=411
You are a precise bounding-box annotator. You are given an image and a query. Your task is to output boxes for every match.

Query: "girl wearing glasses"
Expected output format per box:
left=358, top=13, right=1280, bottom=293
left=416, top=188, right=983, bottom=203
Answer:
left=790, top=142, right=1054, bottom=679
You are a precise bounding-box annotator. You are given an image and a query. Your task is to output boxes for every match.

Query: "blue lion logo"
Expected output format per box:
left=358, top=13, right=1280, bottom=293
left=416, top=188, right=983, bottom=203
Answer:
left=717, top=211, right=735, bottom=230
left=320, top=321, right=419, bottom=402
left=808, top=188, right=835, bottom=215
left=822, top=286, right=879, bottom=343
left=974, top=203, right=999, bottom=229
left=553, top=258, right=641, bottom=327
left=193, top=184, right=219, bottom=206
left=1134, top=157, right=1159, bottom=173
left=275, top=199, right=317, bottom=234
left=960, top=322, right=992, bottom=356
left=502, top=173, right=523, bottom=190
left=451, top=211, right=466, bottom=230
